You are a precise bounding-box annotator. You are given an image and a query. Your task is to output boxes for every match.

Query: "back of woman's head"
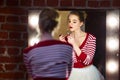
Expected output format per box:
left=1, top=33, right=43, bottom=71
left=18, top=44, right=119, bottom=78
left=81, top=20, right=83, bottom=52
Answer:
left=39, top=8, right=59, bottom=33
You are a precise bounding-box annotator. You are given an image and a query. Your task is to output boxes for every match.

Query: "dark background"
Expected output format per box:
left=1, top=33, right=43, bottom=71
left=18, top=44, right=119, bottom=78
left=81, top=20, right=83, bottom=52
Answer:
left=85, top=10, right=106, bottom=77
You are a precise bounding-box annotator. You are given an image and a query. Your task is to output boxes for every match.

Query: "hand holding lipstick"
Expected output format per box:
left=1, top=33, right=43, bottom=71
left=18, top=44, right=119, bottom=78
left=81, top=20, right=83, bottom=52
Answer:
left=59, top=34, right=67, bottom=42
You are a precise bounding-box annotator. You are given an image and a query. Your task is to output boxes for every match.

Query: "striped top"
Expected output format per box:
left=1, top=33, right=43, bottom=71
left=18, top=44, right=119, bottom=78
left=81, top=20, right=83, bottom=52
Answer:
left=73, top=33, right=96, bottom=68
left=23, top=40, right=73, bottom=79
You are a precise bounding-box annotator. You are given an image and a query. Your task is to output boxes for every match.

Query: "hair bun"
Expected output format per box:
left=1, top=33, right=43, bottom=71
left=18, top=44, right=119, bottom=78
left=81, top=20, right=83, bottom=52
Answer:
left=82, top=11, right=87, bottom=20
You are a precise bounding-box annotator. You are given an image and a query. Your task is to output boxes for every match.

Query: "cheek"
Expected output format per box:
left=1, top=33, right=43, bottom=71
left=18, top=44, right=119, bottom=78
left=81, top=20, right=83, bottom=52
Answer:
left=67, top=22, right=71, bottom=26
left=74, top=24, right=80, bottom=28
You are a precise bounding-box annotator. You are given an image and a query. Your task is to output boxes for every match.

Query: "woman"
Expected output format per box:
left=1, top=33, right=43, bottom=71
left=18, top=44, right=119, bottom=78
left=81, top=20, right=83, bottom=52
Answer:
left=23, top=8, right=73, bottom=80
left=59, top=10, right=104, bottom=80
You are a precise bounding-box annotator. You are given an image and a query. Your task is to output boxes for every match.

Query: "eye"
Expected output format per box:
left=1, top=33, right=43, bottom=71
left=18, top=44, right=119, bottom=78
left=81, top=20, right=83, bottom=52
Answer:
left=68, top=20, right=71, bottom=23
left=73, top=21, right=76, bottom=23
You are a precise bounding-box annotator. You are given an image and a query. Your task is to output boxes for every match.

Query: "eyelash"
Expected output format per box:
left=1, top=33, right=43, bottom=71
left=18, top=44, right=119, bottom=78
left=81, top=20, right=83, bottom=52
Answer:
left=68, top=21, right=76, bottom=23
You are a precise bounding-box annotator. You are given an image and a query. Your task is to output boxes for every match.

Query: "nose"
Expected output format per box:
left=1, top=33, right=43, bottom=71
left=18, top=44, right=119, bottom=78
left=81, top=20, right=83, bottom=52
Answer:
left=68, top=22, right=72, bottom=26
left=68, top=24, right=71, bottom=27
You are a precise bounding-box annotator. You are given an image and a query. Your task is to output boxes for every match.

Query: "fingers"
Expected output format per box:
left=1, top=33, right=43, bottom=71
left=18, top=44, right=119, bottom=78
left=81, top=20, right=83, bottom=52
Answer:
left=59, top=34, right=62, bottom=37
left=83, top=56, right=90, bottom=65
left=59, top=34, right=66, bottom=42
left=59, top=34, right=64, bottom=40
left=67, top=35, right=73, bottom=40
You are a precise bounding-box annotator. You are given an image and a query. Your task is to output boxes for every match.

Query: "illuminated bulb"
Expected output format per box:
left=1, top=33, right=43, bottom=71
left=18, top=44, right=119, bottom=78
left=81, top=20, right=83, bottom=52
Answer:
left=106, top=14, right=119, bottom=29
left=106, top=60, right=118, bottom=73
left=106, top=37, right=119, bottom=52
left=29, top=37, right=40, bottom=46
left=29, top=14, right=39, bottom=28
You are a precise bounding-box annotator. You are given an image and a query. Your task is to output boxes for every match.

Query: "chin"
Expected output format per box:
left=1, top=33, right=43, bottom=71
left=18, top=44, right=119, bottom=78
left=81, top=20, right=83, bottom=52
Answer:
left=69, top=29, right=74, bottom=32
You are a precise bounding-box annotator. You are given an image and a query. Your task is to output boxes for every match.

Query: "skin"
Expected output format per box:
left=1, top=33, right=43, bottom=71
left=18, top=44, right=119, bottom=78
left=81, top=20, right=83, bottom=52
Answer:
left=59, top=14, right=87, bottom=57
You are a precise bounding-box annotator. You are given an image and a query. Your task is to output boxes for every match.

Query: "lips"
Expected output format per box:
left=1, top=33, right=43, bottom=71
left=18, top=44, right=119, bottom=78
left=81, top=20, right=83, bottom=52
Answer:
left=69, top=26, right=72, bottom=28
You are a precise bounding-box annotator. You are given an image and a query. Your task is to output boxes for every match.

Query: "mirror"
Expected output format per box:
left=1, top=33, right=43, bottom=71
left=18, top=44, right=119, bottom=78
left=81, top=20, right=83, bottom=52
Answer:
left=28, top=9, right=119, bottom=80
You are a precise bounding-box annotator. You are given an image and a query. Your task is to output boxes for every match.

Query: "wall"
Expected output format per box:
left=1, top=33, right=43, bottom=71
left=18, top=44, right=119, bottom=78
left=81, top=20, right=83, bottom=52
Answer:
left=0, top=0, right=119, bottom=80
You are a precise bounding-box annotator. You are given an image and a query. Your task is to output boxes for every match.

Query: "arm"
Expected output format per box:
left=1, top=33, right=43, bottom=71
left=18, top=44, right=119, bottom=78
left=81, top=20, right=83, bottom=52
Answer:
left=23, top=53, right=33, bottom=80
left=82, top=37, right=96, bottom=65
left=67, top=35, right=82, bottom=56
left=72, top=43, right=82, bottom=56
left=79, top=35, right=96, bottom=65
left=68, top=34, right=96, bottom=65
left=68, top=54, right=72, bottom=77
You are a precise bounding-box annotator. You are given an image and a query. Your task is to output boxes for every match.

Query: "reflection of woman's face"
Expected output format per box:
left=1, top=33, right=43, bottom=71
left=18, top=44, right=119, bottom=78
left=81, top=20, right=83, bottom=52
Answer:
left=68, top=14, right=82, bottom=32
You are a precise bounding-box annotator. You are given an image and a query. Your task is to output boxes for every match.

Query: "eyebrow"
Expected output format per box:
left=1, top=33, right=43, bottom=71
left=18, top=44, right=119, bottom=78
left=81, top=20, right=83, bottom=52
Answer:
left=68, top=19, right=77, bottom=21
left=73, top=19, right=77, bottom=21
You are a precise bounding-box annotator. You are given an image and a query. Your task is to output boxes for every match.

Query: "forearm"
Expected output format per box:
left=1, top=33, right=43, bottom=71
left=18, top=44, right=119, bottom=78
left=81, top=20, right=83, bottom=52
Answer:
left=72, top=44, right=81, bottom=55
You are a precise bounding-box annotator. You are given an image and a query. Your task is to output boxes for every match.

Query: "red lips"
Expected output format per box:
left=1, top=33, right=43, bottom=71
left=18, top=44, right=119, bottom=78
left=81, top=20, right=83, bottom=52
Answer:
left=69, top=26, right=72, bottom=29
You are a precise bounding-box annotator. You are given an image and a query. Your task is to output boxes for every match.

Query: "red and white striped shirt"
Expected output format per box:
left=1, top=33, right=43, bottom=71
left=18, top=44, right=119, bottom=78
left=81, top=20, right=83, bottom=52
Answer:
left=23, top=40, right=73, bottom=79
left=73, top=33, right=96, bottom=68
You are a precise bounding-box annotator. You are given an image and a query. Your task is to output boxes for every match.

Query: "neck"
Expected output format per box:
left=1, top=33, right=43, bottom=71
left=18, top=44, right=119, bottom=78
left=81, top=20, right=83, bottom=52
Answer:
left=72, top=29, right=84, bottom=37
left=40, top=32, right=53, bottom=41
